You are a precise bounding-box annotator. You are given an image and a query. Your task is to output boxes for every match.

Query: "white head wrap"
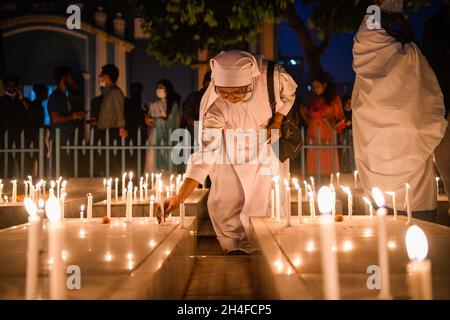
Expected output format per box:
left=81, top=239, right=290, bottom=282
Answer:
left=210, top=50, right=260, bottom=87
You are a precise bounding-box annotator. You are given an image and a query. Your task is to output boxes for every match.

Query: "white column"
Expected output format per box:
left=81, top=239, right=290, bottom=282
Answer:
left=95, top=35, right=107, bottom=96
left=114, top=44, right=127, bottom=95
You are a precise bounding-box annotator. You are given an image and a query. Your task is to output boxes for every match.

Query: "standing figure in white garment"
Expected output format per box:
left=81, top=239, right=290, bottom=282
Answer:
left=160, top=50, right=297, bottom=254
left=352, top=0, right=448, bottom=212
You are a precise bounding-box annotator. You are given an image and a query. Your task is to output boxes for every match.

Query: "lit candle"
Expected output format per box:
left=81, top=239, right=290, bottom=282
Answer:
left=293, top=179, right=302, bottom=223
left=87, top=193, right=93, bottom=221
left=80, top=204, right=85, bottom=220
left=330, top=184, right=336, bottom=218
left=139, top=177, right=143, bottom=202
left=353, top=170, right=358, bottom=189
left=303, top=180, right=308, bottom=198
left=176, top=175, right=181, bottom=194
left=56, top=176, right=62, bottom=199
left=24, top=181, right=28, bottom=198
left=336, top=172, right=340, bottom=186
left=144, top=183, right=148, bottom=201
left=114, top=178, right=119, bottom=202
left=270, top=188, right=275, bottom=219
left=151, top=173, right=155, bottom=190
left=166, top=186, right=170, bottom=199
left=60, top=192, right=66, bottom=220
left=435, top=177, right=439, bottom=200
left=330, top=173, right=334, bottom=186
left=317, top=186, right=340, bottom=300
left=372, top=187, right=392, bottom=299
left=284, top=179, right=291, bottom=227
left=60, top=180, right=67, bottom=197
left=386, top=192, right=397, bottom=219
left=126, top=181, right=133, bottom=221
left=133, top=186, right=137, bottom=202
left=342, top=186, right=352, bottom=219
left=405, top=225, right=432, bottom=300
left=179, top=202, right=185, bottom=226
left=405, top=183, right=412, bottom=223
left=160, top=184, right=165, bottom=223
left=169, top=174, right=174, bottom=189
left=49, top=181, right=55, bottom=198
left=42, top=181, right=46, bottom=197
left=272, top=176, right=281, bottom=221
left=45, top=196, right=65, bottom=299
left=149, top=195, right=154, bottom=220
left=0, top=180, right=3, bottom=201
left=122, top=172, right=127, bottom=200
left=363, top=196, right=374, bottom=218
left=11, top=180, right=17, bottom=203
left=310, top=177, right=316, bottom=196
left=308, top=186, right=316, bottom=219
left=106, top=178, right=112, bottom=218
left=24, top=197, right=41, bottom=300
left=145, top=173, right=149, bottom=188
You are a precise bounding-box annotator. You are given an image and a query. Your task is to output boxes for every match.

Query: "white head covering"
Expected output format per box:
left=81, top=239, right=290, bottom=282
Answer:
left=380, top=0, right=404, bottom=13
left=196, top=50, right=261, bottom=145
left=210, top=50, right=260, bottom=87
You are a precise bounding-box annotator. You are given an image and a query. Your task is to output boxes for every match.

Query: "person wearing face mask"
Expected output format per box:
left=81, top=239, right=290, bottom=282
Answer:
left=158, top=50, right=297, bottom=255
left=300, top=74, right=345, bottom=177
left=145, top=79, right=181, bottom=173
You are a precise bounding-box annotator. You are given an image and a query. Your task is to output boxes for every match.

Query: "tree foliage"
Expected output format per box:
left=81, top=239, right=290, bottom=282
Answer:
left=130, top=0, right=430, bottom=76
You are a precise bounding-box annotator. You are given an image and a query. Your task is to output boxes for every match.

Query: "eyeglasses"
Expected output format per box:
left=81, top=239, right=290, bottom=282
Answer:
left=215, top=86, right=251, bottom=99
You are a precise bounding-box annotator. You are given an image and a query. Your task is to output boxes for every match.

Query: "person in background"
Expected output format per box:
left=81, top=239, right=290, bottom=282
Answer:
left=423, top=0, right=450, bottom=212
left=48, top=66, right=85, bottom=145
left=26, top=83, right=48, bottom=176
left=352, top=0, right=447, bottom=214
left=0, top=74, right=29, bottom=145
left=340, top=95, right=355, bottom=172
left=67, top=72, right=84, bottom=136
left=182, top=71, right=212, bottom=147
left=125, top=82, right=147, bottom=142
left=144, top=79, right=181, bottom=173
left=96, top=64, right=127, bottom=139
left=93, top=64, right=127, bottom=176
left=0, top=74, right=30, bottom=176
left=300, top=74, right=345, bottom=177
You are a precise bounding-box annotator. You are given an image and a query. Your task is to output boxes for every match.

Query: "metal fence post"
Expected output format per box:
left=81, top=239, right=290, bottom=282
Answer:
left=121, top=136, right=125, bottom=174
left=3, top=131, right=8, bottom=177
left=89, top=129, right=94, bottom=178
left=317, top=127, right=321, bottom=186
left=105, top=129, right=110, bottom=177
left=55, top=129, right=61, bottom=178
left=301, top=127, right=305, bottom=179
left=137, top=128, right=142, bottom=177
left=20, top=131, right=25, bottom=176
left=39, top=128, right=44, bottom=178
left=74, top=127, right=79, bottom=178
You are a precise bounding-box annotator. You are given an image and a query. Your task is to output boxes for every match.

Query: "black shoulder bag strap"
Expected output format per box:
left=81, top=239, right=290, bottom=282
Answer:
left=267, top=60, right=276, bottom=120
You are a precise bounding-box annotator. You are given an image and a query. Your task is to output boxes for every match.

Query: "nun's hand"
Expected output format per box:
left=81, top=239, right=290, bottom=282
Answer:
left=267, top=121, right=282, bottom=143
left=156, top=196, right=181, bottom=224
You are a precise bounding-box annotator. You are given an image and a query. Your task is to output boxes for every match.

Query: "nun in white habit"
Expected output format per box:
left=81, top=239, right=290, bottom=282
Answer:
left=160, top=50, right=297, bottom=254
left=352, top=0, right=448, bottom=212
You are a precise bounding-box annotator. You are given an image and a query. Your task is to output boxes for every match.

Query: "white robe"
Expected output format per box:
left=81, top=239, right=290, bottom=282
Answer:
left=186, top=56, right=297, bottom=252
left=352, top=15, right=448, bottom=211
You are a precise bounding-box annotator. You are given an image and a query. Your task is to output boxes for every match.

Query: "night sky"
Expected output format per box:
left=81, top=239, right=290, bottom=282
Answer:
left=277, top=0, right=446, bottom=83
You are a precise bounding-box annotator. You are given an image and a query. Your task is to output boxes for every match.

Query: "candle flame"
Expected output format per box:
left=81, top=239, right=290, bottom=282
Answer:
left=45, top=197, right=61, bottom=221
left=271, top=175, right=280, bottom=183
left=363, top=196, right=372, bottom=206
left=150, top=195, right=155, bottom=201
left=24, top=197, right=38, bottom=217
left=80, top=204, right=85, bottom=212
left=371, top=187, right=385, bottom=207
left=317, top=186, right=333, bottom=214
left=405, top=225, right=428, bottom=261
left=38, top=198, right=44, bottom=209
left=50, top=180, right=55, bottom=188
